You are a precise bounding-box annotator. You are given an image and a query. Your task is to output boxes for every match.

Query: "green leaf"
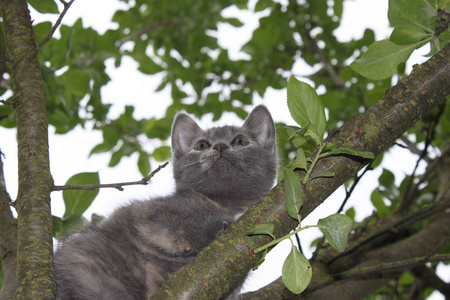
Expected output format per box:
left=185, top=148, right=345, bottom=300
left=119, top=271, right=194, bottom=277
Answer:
left=252, top=249, right=268, bottom=270
left=60, top=68, right=91, bottom=98
left=247, top=224, right=275, bottom=240
left=388, top=0, right=428, bottom=28
left=63, top=172, right=100, bottom=218
left=283, top=168, right=303, bottom=220
left=371, top=191, right=391, bottom=217
left=322, top=144, right=375, bottom=159
left=309, top=172, right=335, bottom=181
left=317, top=214, right=353, bottom=252
left=28, top=0, right=59, bottom=14
left=53, top=215, right=86, bottom=239
left=222, top=17, right=244, bottom=27
left=291, top=148, right=307, bottom=171
left=138, top=151, right=151, bottom=177
left=291, top=136, right=317, bottom=157
left=52, top=216, right=63, bottom=238
left=345, top=207, right=356, bottom=220
left=33, top=22, right=53, bottom=45
left=255, top=0, right=273, bottom=12
left=282, top=245, right=312, bottom=294
left=378, top=168, right=399, bottom=199
left=137, top=56, right=164, bottom=75
left=390, top=25, right=430, bottom=45
left=287, top=77, right=326, bottom=140
left=152, top=145, right=171, bottom=162
left=109, top=145, right=125, bottom=167
left=350, top=39, right=422, bottom=80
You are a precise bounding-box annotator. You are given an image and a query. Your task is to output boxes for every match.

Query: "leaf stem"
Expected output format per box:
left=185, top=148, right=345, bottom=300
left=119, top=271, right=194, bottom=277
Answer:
left=254, top=225, right=318, bottom=254
left=302, top=144, right=325, bottom=184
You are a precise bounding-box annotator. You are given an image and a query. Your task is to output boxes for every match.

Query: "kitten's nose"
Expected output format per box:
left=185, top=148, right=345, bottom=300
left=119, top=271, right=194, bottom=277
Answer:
left=213, top=142, right=229, bottom=153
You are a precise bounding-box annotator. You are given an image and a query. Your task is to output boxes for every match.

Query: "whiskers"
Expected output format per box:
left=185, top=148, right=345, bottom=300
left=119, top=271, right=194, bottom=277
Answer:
left=172, top=158, right=200, bottom=171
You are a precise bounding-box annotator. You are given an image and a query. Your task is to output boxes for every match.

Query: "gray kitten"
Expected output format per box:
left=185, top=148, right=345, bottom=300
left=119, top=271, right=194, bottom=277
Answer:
left=172, top=105, right=277, bottom=215
left=54, top=105, right=277, bottom=299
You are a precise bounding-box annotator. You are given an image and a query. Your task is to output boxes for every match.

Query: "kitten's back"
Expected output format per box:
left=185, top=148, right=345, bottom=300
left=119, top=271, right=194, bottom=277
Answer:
left=55, top=191, right=234, bottom=299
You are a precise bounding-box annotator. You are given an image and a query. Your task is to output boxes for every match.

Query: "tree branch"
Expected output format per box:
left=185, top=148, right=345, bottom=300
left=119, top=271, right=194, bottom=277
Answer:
left=412, top=265, right=450, bottom=298
left=1, top=0, right=55, bottom=298
left=38, top=0, right=76, bottom=48
left=52, top=162, right=169, bottom=192
left=310, top=254, right=450, bottom=292
left=328, top=194, right=450, bottom=265
left=150, top=43, right=450, bottom=300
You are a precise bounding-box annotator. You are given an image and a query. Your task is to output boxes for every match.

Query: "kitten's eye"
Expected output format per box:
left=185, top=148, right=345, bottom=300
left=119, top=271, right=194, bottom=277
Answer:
left=232, top=136, right=249, bottom=147
left=194, top=140, right=211, bottom=151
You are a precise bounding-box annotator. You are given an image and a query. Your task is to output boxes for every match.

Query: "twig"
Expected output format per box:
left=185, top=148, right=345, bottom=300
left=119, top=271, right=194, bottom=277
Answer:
left=337, top=164, right=372, bottom=214
left=0, top=99, right=13, bottom=105
left=52, top=161, right=169, bottom=192
left=399, top=104, right=445, bottom=212
left=398, top=135, right=431, bottom=162
left=38, top=0, right=75, bottom=48
left=311, top=164, right=373, bottom=261
left=302, top=24, right=346, bottom=89
left=117, top=21, right=175, bottom=48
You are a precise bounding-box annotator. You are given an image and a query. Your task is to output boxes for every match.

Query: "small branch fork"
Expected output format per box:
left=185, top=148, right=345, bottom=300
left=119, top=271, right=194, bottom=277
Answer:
left=52, top=162, right=169, bottom=192
left=38, top=0, right=75, bottom=48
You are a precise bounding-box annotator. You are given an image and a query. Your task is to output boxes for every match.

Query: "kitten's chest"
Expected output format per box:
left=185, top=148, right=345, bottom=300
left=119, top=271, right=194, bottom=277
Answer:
left=143, top=260, right=184, bottom=296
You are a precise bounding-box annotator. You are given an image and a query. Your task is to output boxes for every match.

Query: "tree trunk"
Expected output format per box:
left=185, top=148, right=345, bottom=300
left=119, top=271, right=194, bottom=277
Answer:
left=1, top=0, right=55, bottom=298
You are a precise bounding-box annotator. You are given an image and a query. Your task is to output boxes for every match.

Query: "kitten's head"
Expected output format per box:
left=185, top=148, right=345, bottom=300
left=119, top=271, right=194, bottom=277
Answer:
left=171, top=105, right=278, bottom=213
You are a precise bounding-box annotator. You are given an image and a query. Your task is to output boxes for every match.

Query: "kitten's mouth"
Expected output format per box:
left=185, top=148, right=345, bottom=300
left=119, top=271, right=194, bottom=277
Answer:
left=209, top=155, right=236, bottom=170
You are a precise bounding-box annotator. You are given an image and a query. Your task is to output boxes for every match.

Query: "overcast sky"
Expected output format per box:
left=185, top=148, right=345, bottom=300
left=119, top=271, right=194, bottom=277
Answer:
left=0, top=0, right=446, bottom=297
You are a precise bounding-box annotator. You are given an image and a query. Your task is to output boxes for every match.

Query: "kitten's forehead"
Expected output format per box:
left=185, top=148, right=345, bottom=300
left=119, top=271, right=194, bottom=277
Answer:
left=203, top=125, right=242, bottom=141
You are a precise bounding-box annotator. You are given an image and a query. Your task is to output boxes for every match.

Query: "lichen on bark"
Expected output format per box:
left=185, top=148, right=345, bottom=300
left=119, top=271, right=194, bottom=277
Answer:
left=1, top=0, right=55, bottom=298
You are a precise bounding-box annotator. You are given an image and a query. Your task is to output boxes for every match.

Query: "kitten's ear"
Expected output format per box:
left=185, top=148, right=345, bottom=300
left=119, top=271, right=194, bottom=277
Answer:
left=243, top=105, right=276, bottom=152
left=171, top=113, right=204, bottom=158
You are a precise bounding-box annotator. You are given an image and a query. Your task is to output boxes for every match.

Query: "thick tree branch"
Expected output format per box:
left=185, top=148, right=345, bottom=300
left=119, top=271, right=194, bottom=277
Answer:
left=150, top=43, right=450, bottom=300
left=52, top=162, right=168, bottom=192
left=1, top=0, right=55, bottom=298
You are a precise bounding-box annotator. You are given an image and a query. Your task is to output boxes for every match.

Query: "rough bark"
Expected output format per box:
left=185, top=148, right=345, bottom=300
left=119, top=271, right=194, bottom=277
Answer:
left=1, top=0, right=55, bottom=299
left=150, top=43, right=450, bottom=299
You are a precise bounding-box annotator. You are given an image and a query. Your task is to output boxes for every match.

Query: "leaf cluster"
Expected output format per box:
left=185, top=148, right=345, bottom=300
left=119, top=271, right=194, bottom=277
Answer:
left=351, top=0, right=450, bottom=80
left=248, top=77, right=365, bottom=294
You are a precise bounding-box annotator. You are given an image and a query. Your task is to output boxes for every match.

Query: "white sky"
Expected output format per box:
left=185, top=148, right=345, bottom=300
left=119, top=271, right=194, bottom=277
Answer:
left=0, top=0, right=447, bottom=298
